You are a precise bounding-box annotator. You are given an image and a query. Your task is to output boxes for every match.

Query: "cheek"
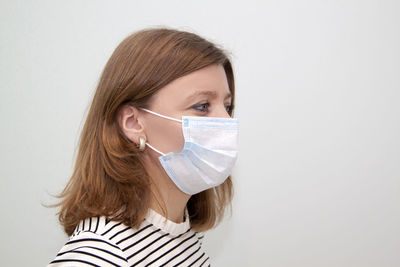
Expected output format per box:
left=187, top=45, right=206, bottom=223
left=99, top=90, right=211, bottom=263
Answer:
left=146, top=119, right=184, bottom=153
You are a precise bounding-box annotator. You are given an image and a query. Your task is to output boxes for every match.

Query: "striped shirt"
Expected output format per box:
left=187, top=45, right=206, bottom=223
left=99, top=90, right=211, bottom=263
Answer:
left=48, top=209, right=210, bottom=266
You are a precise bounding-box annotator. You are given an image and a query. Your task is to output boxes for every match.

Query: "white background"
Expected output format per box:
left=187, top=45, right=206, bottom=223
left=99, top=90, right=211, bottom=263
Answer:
left=1, top=0, right=399, bottom=266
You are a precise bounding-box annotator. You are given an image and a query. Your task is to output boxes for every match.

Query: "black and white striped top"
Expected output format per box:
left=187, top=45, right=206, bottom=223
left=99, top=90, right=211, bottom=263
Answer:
left=48, top=209, right=210, bottom=266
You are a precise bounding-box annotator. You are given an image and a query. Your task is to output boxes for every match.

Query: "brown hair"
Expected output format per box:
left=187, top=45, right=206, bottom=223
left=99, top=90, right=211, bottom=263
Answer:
left=55, top=27, right=235, bottom=236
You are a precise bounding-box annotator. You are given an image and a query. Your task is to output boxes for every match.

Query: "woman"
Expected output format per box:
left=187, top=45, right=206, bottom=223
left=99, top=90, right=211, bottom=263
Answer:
left=49, top=27, right=239, bottom=266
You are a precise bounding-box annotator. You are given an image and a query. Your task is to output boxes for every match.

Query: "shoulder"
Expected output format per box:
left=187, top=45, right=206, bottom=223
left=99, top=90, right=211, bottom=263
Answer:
left=48, top=216, right=134, bottom=266
left=49, top=216, right=211, bottom=266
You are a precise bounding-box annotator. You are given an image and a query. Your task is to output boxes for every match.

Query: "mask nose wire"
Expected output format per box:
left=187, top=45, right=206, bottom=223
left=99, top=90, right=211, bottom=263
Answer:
left=139, top=108, right=183, bottom=156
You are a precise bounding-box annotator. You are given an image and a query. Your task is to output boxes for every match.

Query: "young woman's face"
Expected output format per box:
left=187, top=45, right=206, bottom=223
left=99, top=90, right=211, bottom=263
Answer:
left=141, top=64, right=232, bottom=156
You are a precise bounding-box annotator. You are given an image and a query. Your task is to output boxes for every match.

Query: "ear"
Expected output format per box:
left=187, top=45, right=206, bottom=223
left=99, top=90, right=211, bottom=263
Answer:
left=117, top=104, right=145, bottom=145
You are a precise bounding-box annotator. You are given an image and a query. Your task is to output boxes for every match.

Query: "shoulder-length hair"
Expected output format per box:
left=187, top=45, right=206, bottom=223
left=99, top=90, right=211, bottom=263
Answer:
left=56, top=27, right=235, bottom=236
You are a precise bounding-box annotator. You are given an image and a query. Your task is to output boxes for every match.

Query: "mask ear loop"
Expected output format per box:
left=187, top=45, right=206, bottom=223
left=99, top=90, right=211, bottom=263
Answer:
left=140, top=108, right=182, bottom=123
left=145, top=142, right=166, bottom=156
left=139, top=108, right=182, bottom=157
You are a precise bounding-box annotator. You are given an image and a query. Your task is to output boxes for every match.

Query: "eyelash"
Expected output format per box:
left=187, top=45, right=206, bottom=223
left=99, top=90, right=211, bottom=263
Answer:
left=193, top=102, right=232, bottom=113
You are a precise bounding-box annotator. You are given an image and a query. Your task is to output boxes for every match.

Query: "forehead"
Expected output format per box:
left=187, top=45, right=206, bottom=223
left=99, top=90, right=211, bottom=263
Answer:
left=151, top=64, right=231, bottom=103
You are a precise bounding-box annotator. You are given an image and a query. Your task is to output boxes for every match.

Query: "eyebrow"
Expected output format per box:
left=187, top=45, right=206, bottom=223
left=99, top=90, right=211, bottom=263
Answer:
left=187, top=90, right=232, bottom=102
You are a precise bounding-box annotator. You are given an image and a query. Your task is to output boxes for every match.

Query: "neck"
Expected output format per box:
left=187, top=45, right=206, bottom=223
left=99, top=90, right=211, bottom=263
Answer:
left=144, top=154, right=191, bottom=223
left=150, top=185, right=190, bottom=223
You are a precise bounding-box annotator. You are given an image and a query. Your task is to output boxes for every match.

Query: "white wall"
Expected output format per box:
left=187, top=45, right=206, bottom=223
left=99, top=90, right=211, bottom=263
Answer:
left=1, top=0, right=399, bottom=266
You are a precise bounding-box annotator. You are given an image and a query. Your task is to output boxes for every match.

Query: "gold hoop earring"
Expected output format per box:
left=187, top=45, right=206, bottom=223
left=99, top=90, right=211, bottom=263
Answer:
left=139, top=136, right=146, bottom=151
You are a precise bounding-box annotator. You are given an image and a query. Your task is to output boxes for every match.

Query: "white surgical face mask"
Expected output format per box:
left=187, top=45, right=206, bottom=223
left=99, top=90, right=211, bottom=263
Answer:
left=140, top=108, right=239, bottom=195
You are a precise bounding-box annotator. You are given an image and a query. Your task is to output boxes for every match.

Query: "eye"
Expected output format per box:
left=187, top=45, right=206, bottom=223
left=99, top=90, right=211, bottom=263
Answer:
left=225, top=105, right=232, bottom=113
left=193, top=102, right=210, bottom=113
